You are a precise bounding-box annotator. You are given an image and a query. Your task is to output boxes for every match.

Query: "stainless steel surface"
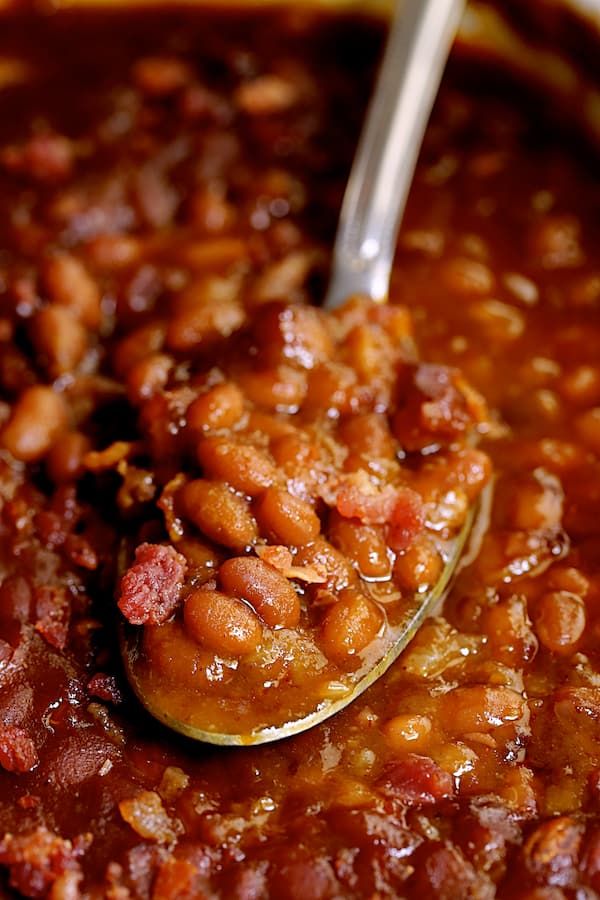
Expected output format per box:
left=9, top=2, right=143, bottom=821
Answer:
left=324, top=0, right=465, bottom=310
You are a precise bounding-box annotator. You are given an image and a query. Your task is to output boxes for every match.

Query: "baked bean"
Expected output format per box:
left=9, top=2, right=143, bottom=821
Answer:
left=528, top=214, right=584, bottom=269
left=234, top=74, right=299, bottom=115
left=382, top=714, right=432, bottom=752
left=558, top=365, right=600, bottom=406
left=575, top=408, right=600, bottom=455
left=113, top=320, right=166, bottom=378
left=176, top=538, right=221, bottom=583
left=338, top=413, right=395, bottom=461
left=46, top=431, right=91, bottom=484
left=1, top=386, right=68, bottom=462
left=252, top=302, right=333, bottom=370
left=269, top=432, right=319, bottom=472
left=533, top=590, right=586, bottom=654
left=178, top=479, right=258, bottom=550
left=440, top=685, right=526, bottom=734
left=127, top=353, right=173, bottom=405
left=133, top=56, right=192, bottom=96
left=197, top=437, right=276, bottom=496
left=320, top=589, right=382, bottom=662
left=481, top=595, right=538, bottom=666
left=393, top=535, right=443, bottom=593
left=304, top=362, right=356, bottom=418
left=441, top=256, right=495, bottom=297
left=85, top=234, right=142, bottom=271
left=219, top=556, right=300, bottom=627
left=469, top=299, right=525, bottom=341
left=328, top=511, right=391, bottom=580
left=239, top=366, right=307, bottom=411
left=183, top=588, right=261, bottom=656
left=295, top=538, right=355, bottom=591
left=255, top=487, right=320, bottom=546
left=186, top=383, right=244, bottom=432
left=344, top=324, right=388, bottom=383
left=143, top=622, right=203, bottom=684
left=29, top=306, right=88, bottom=377
left=166, top=296, right=244, bottom=351
left=44, top=253, right=102, bottom=329
left=545, top=566, right=589, bottom=597
left=508, top=470, right=563, bottom=531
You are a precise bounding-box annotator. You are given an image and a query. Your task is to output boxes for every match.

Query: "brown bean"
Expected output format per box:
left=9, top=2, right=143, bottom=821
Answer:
left=255, top=487, right=320, bottom=546
left=113, top=320, right=166, bottom=378
left=294, top=538, right=355, bottom=591
left=178, top=479, right=257, bottom=550
left=533, top=590, right=586, bottom=654
left=320, top=590, right=382, bottom=662
left=1, top=386, right=68, bottom=462
left=197, top=437, right=276, bottom=496
left=29, top=306, right=88, bottom=377
left=239, top=366, right=306, bottom=411
left=440, top=685, right=526, bottom=734
left=328, top=511, right=391, bottom=580
left=338, top=413, right=395, bottom=461
left=186, top=383, right=245, bottom=432
left=167, top=299, right=245, bottom=351
left=392, top=535, right=443, bottom=593
left=127, top=353, right=173, bottom=405
left=383, top=714, right=432, bottom=752
left=252, top=302, right=333, bottom=370
left=219, top=556, right=300, bottom=628
left=46, top=431, right=91, bottom=483
left=44, top=253, right=102, bottom=329
left=183, top=588, right=261, bottom=656
left=575, top=407, right=600, bottom=455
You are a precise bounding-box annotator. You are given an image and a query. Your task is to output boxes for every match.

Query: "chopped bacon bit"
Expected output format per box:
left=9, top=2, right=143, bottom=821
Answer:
left=336, top=471, right=399, bottom=525
left=118, top=543, right=187, bottom=626
left=377, top=754, right=454, bottom=806
left=152, top=858, right=198, bottom=899
left=394, top=363, right=488, bottom=450
left=336, top=471, right=425, bottom=550
left=87, top=673, right=123, bottom=705
left=388, top=488, right=426, bottom=551
left=0, top=828, right=88, bottom=899
left=119, top=791, right=177, bottom=843
left=84, top=441, right=140, bottom=472
left=34, top=585, right=70, bottom=650
left=256, top=544, right=327, bottom=584
left=0, top=725, right=38, bottom=774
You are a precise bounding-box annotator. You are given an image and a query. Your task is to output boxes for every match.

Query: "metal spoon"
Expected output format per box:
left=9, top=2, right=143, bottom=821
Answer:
left=122, top=0, right=468, bottom=745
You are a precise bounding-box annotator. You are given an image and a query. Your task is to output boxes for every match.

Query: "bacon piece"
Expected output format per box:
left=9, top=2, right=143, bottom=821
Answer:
left=255, top=544, right=327, bottom=584
left=34, top=585, right=70, bottom=651
left=377, top=754, right=454, bottom=806
left=394, top=363, right=488, bottom=450
left=118, top=543, right=187, bottom=626
left=336, top=471, right=424, bottom=550
left=87, top=673, right=123, bottom=705
left=119, top=791, right=177, bottom=843
left=0, top=725, right=38, bottom=774
left=388, top=488, right=426, bottom=551
left=0, top=828, right=87, bottom=898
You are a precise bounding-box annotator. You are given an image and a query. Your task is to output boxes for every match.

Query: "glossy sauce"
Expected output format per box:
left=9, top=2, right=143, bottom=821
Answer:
left=0, top=8, right=599, bottom=898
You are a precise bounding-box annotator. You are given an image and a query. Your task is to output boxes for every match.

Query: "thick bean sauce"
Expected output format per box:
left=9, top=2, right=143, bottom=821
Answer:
left=0, top=7, right=599, bottom=899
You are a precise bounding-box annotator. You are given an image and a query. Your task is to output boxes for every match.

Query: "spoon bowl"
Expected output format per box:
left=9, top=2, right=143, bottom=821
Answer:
left=121, top=0, right=477, bottom=745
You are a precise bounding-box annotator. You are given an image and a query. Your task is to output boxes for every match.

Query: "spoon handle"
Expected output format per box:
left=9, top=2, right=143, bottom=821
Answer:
left=323, top=0, right=465, bottom=310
